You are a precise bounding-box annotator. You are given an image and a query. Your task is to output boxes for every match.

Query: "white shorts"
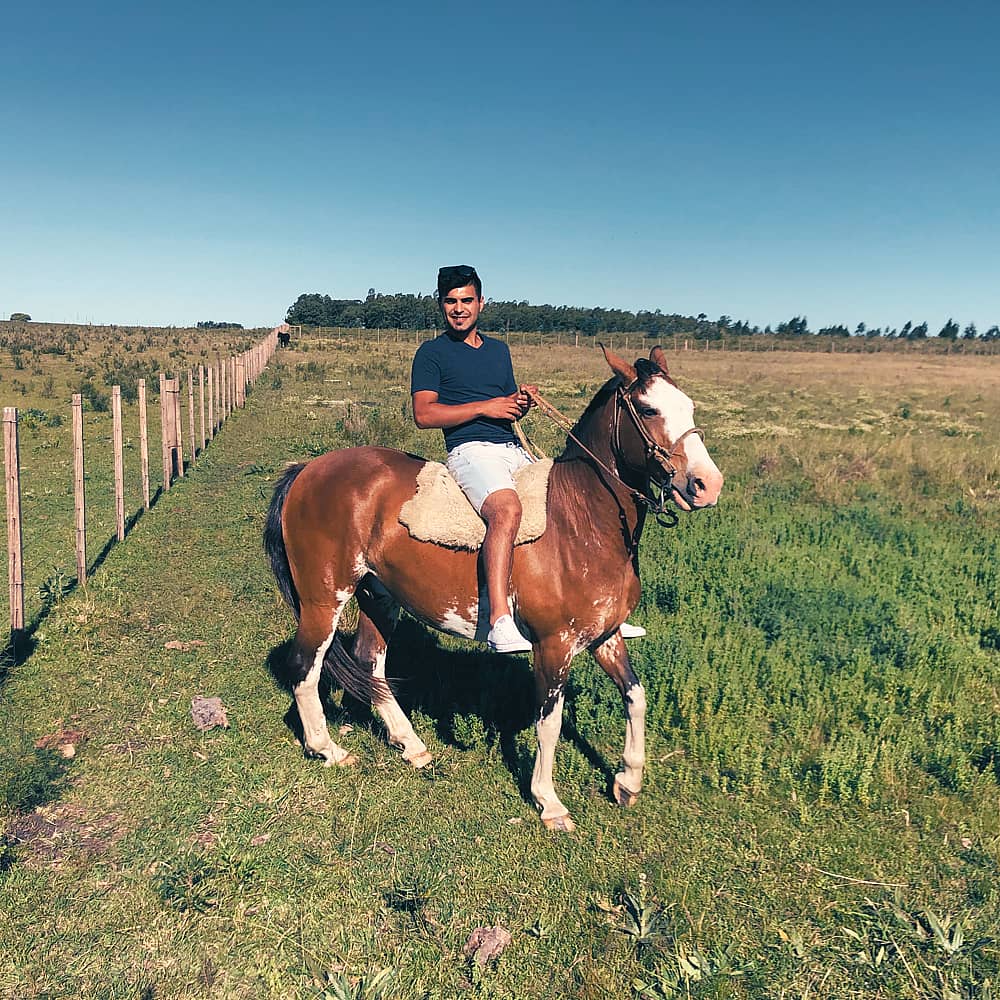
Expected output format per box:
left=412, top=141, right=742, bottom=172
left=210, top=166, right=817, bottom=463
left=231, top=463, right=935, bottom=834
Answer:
left=446, top=440, right=535, bottom=514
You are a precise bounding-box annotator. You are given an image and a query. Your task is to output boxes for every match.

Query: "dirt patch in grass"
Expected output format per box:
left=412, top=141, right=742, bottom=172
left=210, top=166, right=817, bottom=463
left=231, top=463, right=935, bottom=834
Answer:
left=4, top=802, right=128, bottom=867
left=34, top=723, right=88, bottom=758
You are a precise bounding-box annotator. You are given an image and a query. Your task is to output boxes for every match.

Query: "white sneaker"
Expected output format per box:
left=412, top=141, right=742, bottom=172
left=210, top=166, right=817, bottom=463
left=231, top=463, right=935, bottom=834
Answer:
left=619, top=622, right=647, bottom=639
left=487, top=614, right=533, bottom=653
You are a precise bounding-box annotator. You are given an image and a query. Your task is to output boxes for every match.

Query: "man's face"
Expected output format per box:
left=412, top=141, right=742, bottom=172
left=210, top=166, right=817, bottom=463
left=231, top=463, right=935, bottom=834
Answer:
left=441, top=284, right=484, bottom=336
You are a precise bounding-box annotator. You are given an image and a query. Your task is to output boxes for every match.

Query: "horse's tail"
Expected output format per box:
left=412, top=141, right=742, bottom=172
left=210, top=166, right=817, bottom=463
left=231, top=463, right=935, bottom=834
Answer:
left=264, top=462, right=389, bottom=706
left=264, top=462, right=306, bottom=620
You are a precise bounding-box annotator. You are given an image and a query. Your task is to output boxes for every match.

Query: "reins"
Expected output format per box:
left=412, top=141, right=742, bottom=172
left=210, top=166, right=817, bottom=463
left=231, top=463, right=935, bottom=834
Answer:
left=525, top=382, right=702, bottom=528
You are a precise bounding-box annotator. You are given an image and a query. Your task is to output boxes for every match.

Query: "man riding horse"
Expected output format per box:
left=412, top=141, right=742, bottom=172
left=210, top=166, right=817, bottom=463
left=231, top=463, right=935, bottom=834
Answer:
left=265, top=271, right=723, bottom=830
left=411, top=265, right=646, bottom=652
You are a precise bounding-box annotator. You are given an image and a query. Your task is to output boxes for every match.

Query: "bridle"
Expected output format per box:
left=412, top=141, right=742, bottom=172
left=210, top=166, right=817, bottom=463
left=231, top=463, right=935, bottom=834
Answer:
left=615, top=380, right=704, bottom=481
left=528, top=377, right=705, bottom=528
left=613, top=378, right=704, bottom=526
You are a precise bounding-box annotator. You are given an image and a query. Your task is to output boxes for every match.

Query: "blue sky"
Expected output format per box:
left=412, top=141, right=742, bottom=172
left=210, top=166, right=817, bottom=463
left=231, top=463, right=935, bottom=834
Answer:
left=2, top=1, right=997, bottom=333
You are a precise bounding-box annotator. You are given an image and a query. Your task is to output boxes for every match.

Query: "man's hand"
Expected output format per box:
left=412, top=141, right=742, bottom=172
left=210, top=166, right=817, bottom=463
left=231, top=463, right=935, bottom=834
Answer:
left=516, top=384, right=538, bottom=416
left=413, top=388, right=537, bottom=429
left=480, top=393, right=526, bottom=421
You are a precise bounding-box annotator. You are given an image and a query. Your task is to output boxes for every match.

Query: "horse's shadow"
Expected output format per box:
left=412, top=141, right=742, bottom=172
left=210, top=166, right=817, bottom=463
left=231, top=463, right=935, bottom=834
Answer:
left=264, top=616, right=615, bottom=807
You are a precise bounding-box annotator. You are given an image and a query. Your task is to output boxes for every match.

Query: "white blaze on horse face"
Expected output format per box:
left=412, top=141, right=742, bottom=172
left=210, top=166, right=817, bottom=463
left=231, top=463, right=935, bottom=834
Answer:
left=638, top=378, right=696, bottom=451
left=638, top=377, right=722, bottom=508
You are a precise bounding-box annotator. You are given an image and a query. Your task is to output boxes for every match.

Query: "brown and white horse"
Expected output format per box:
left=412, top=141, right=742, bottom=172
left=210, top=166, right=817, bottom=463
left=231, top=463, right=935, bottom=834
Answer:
left=264, top=346, right=723, bottom=831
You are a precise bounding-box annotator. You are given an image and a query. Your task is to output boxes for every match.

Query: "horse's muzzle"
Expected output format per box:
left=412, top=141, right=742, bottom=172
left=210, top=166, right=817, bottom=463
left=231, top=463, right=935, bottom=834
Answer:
left=673, top=468, right=724, bottom=510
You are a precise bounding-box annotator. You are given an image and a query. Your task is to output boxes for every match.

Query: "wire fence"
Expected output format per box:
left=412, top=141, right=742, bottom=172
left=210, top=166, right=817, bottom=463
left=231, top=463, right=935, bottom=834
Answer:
left=4, top=332, right=278, bottom=638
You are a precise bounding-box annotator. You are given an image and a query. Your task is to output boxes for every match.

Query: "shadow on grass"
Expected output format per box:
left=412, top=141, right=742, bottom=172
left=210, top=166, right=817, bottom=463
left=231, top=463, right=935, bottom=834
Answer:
left=264, top=615, right=617, bottom=807
left=0, top=744, right=72, bottom=815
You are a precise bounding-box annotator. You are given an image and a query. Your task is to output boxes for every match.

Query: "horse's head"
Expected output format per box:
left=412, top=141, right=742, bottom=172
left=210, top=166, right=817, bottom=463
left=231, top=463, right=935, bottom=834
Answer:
left=602, top=345, right=723, bottom=511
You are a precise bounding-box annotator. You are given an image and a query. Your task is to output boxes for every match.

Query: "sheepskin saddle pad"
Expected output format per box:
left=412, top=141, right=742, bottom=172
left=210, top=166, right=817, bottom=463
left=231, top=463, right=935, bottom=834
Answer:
left=399, top=458, right=553, bottom=550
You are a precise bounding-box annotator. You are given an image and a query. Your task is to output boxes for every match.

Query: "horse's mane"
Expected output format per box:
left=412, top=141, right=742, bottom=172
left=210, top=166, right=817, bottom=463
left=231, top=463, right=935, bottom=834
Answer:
left=556, top=375, right=620, bottom=461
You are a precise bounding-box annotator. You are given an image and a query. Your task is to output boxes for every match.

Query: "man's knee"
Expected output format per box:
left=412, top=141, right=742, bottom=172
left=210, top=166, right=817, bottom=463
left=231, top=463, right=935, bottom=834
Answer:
left=481, top=489, right=522, bottom=528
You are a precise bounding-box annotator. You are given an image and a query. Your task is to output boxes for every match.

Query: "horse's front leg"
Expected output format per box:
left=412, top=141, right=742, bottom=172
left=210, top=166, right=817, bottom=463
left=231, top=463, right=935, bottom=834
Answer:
left=591, top=630, right=646, bottom=807
left=530, top=638, right=576, bottom=832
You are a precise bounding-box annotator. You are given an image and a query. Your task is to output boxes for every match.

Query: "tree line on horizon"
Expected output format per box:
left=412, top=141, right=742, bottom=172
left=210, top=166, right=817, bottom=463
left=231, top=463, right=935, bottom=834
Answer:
left=285, top=291, right=999, bottom=341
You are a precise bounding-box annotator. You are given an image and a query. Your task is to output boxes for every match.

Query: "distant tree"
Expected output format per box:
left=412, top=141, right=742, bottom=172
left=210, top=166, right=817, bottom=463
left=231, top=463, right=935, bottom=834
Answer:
left=9, top=312, right=30, bottom=322
left=285, top=287, right=963, bottom=345
left=855, top=322, right=866, bottom=337
left=962, top=322, right=978, bottom=340
left=984, top=325, right=999, bottom=341
left=938, top=318, right=960, bottom=340
left=286, top=293, right=327, bottom=326
left=196, top=320, right=244, bottom=329
left=777, top=316, right=809, bottom=335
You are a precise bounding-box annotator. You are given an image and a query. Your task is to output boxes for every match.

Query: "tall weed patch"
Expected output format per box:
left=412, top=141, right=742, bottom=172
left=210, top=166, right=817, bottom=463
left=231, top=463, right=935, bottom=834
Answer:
left=632, top=492, right=999, bottom=803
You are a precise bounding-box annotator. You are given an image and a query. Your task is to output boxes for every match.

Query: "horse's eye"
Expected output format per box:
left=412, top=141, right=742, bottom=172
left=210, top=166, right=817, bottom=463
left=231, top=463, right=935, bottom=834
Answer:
left=639, top=406, right=657, bottom=418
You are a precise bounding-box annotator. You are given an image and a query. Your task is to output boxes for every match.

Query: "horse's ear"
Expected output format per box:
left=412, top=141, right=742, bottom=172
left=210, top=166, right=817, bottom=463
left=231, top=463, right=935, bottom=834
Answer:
left=650, top=345, right=669, bottom=374
left=599, top=342, right=637, bottom=384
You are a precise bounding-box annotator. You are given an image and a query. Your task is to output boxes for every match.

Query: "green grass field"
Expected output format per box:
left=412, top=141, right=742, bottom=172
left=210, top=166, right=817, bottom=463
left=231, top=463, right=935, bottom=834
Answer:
left=1, top=330, right=998, bottom=999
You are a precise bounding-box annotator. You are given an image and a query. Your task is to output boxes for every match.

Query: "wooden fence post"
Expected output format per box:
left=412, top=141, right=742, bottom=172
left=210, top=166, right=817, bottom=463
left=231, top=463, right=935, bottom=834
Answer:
left=138, top=379, right=150, bottom=510
left=72, top=394, right=87, bottom=584
left=112, top=386, right=125, bottom=541
left=4, top=408, right=24, bottom=633
left=187, top=370, right=196, bottom=459
left=159, top=374, right=172, bottom=490
left=172, top=378, right=184, bottom=477
left=207, top=365, right=215, bottom=439
left=198, top=365, right=206, bottom=452
left=236, top=357, right=245, bottom=407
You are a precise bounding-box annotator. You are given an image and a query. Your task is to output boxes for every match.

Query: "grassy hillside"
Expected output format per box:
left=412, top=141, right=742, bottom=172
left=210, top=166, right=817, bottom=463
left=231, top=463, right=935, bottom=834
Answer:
left=1, top=337, right=998, bottom=998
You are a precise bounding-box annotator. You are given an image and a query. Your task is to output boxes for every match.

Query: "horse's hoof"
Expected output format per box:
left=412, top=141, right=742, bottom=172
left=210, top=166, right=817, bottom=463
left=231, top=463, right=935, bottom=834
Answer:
left=613, top=777, right=639, bottom=808
left=313, top=747, right=358, bottom=768
left=307, top=746, right=337, bottom=766
left=542, top=813, right=576, bottom=833
left=406, top=750, right=434, bottom=769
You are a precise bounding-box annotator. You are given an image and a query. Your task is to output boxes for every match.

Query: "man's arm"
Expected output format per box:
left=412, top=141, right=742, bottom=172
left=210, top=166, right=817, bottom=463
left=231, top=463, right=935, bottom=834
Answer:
left=412, top=390, right=526, bottom=429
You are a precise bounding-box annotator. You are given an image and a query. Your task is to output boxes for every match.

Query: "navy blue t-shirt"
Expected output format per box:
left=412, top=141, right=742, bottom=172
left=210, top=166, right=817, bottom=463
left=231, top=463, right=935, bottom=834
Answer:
left=411, top=333, right=517, bottom=451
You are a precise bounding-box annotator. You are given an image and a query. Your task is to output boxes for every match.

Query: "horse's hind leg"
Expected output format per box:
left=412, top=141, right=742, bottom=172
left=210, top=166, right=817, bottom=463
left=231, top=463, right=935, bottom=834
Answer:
left=290, top=595, right=357, bottom=766
left=591, top=630, right=646, bottom=806
left=354, top=580, right=432, bottom=768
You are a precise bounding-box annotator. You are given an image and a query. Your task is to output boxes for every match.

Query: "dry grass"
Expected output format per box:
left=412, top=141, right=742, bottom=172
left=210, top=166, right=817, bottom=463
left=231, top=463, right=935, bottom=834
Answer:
left=507, top=344, right=1000, bottom=511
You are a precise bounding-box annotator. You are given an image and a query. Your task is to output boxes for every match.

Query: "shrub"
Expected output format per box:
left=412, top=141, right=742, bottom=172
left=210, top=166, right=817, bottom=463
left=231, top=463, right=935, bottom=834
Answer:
left=77, top=379, right=110, bottom=412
